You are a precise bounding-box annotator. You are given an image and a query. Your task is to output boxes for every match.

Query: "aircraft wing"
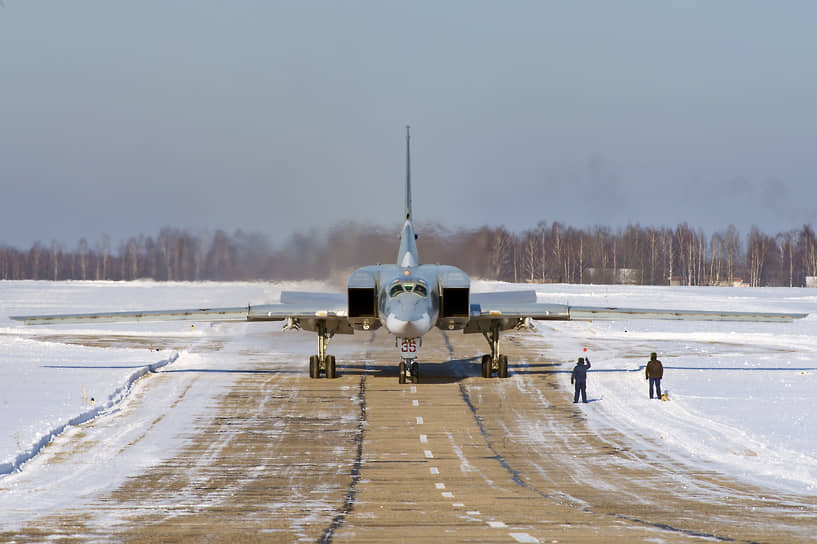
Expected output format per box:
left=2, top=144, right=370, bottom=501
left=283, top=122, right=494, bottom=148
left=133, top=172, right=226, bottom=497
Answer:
left=565, top=305, right=806, bottom=323
left=10, top=306, right=254, bottom=326
left=464, top=300, right=806, bottom=333
left=10, top=292, right=350, bottom=327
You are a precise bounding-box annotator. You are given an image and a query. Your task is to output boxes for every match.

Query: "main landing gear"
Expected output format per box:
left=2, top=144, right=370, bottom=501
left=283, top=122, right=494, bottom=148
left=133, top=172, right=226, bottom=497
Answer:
left=481, top=321, right=509, bottom=378
left=309, top=321, right=337, bottom=379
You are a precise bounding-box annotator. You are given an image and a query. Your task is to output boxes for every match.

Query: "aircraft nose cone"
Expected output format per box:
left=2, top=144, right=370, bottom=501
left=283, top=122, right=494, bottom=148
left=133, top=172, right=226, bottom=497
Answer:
left=385, top=313, right=432, bottom=337
left=383, top=295, right=433, bottom=337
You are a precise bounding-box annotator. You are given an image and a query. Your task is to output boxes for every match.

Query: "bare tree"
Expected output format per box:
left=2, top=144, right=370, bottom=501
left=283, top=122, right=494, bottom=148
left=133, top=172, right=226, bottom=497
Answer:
left=709, top=231, right=724, bottom=285
left=490, top=228, right=513, bottom=280
left=50, top=240, right=60, bottom=281
left=79, top=238, right=88, bottom=280
left=725, top=225, right=741, bottom=285
left=522, top=230, right=538, bottom=282
left=747, top=227, right=773, bottom=287
left=800, top=225, right=817, bottom=281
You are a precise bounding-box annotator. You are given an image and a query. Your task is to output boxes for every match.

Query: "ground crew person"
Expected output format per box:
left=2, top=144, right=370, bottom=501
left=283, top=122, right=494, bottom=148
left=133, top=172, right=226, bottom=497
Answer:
left=646, top=352, right=663, bottom=399
left=571, top=356, right=591, bottom=403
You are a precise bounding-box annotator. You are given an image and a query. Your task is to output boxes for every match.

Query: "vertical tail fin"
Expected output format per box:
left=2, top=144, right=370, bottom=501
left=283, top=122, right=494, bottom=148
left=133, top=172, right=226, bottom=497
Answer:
left=405, top=125, right=412, bottom=222
left=397, top=125, right=419, bottom=267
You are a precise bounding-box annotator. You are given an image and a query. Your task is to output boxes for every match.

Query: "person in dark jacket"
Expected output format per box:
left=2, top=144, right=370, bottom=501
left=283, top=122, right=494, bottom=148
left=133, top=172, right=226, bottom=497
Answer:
left=645, top=352, right=664, bottom=399
left=571, top=356, right=591, bottom=403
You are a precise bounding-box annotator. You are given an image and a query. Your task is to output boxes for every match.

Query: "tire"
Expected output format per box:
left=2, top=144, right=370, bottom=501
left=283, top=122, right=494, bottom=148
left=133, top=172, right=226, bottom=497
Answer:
left=309, top=355, right=319, bottom=379
left=411, top=362, right=420, bottom=384
left=498, top=354, right=509, bottom=378
left=481, top=354, right=491, bottom=378
left=399, top=361, right=407, bottom=384
left=326, top=355, right=336, bottom=379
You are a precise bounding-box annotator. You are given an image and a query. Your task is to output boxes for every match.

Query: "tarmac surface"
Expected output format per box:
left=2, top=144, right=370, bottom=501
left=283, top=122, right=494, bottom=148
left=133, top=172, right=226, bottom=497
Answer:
left=2, top=328, right=816, bottom=543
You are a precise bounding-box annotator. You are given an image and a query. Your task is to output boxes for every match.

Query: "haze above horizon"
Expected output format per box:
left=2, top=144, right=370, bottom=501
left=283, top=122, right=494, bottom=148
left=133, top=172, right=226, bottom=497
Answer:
left=2, top=2, right=816, bottom=248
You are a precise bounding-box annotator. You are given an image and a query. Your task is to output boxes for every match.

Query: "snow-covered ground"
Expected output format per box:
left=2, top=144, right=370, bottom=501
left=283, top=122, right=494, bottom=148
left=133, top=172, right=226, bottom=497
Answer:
left=1, top=280, right=816, bottom=502
left=511, top=282, right=817, bottom=495
left=0, top=280, right=320, bottom=475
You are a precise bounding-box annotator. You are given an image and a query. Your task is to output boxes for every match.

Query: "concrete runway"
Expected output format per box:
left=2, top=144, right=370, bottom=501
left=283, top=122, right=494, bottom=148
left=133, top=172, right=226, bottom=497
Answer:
left=2, top=329, right=816, bottom=543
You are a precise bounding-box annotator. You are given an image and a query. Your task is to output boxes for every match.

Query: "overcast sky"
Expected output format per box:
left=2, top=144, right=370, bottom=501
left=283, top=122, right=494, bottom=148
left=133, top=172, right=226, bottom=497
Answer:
left=2, top=1, right=816, bottom=249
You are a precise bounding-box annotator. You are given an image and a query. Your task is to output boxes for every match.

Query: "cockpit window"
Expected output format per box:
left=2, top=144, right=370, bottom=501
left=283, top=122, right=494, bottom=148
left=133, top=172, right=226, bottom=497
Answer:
left=389, top=284, right=406, bottom=297
left=388, top=281, right=429, bottom=298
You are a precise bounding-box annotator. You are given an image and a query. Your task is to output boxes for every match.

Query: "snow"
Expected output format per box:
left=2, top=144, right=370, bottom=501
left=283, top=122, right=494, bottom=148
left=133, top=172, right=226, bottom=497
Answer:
left=0, top=280, right=293, bottom=475
left=512, top=282, right=817, bottom=494
left=0, top=280, right=816, bottom=524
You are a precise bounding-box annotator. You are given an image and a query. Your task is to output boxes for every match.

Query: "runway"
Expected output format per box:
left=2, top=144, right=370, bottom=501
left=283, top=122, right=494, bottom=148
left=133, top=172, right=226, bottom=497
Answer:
left=2, top=328, right=816, bottom=543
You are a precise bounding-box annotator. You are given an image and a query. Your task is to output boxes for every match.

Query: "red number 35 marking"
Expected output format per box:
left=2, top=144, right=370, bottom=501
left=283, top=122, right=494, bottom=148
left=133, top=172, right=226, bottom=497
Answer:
left=401, top=340, right=417, bottom=353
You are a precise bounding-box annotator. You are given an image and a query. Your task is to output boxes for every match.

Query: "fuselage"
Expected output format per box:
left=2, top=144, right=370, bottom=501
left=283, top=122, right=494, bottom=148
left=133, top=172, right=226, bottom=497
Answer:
left=382, top=215, right=437, bottom=337
left=378, top=264, right=440, bottom=338
left=344, top=126, right=471, bottom=341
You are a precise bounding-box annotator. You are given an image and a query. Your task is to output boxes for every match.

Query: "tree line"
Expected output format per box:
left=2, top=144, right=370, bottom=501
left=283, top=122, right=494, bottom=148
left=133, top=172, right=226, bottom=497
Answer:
left=2, top=222, right=817, bottom=287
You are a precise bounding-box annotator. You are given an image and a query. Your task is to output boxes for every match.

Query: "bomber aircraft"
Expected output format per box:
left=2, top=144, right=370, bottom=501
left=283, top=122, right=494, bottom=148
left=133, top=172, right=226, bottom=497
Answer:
left=12, top=127, right=808, bottom=383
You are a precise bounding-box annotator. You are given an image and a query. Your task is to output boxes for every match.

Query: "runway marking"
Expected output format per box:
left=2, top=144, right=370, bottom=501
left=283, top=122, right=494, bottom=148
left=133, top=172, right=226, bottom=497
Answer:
left=509, top=533, right=539, bottom=543
left=441, top=492, right=454, bottom=498
left=424, top=450, right=433, bottom=458
left=452, top=503, right=465, bottom=507
left=410, top=386, right=416, bottom=393
left=412, top=399, right=419, bottom=407
left=416, top=416, right=424, bottom=424
left=419, top=434, right=428, bottom=443
left=429, top=467, right=439, bottom=475
left=487, top=521, right=508, bottom=528
left=435, top=483, right=445, bottom=489
left=467, top=510, right=480, bottom=516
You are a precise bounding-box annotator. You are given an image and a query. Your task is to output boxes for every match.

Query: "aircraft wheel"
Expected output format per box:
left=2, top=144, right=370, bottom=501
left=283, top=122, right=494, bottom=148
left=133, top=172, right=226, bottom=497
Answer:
left=399, top=361, right=407, bottom=384
left=481, top=354, right=491, bottom=378
left=326, top=355, right=336, bottom=379
left=411, top=362, right=420, bottom=384
left=498, top=354, right=509, bottom=378
left=309, top=355, right=320, bottom=378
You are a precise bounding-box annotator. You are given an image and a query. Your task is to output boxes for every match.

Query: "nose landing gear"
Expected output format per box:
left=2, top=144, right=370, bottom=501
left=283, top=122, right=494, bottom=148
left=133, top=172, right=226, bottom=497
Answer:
left=399, top=359, right=420, bottom=384
left=398, top=338, right=421, bottom=384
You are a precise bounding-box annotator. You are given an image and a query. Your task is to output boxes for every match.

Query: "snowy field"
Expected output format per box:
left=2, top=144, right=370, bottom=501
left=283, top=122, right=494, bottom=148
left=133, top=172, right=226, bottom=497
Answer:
left=1, top=280, right=816, bottom=501
left=501, top=281, right=817, bottom=495
left=0, top=280, right=321, bottom=476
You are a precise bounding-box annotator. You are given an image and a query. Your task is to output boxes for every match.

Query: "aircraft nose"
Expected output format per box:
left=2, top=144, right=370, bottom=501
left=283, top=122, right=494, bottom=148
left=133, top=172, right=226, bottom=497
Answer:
left=383, top=295, right=433, bottom=337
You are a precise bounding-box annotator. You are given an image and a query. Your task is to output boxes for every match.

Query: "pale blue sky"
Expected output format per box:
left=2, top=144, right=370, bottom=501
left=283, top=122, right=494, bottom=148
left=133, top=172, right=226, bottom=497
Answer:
left=2, top=1, right=816, bottom=248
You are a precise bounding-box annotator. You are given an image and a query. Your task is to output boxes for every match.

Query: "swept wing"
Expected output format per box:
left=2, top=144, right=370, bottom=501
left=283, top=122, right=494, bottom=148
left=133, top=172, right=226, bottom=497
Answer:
left=565, top=305, right=805, bottom=323
left=10, top=290, right=349, bottom=327
left=465, top=299, right=805, bottom=332
left=11, top=306, right=253, bottom=326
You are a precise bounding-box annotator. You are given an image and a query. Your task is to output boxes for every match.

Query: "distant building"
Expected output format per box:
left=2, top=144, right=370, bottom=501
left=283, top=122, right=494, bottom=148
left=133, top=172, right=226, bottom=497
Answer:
left=585, top=268, right=641, bottom=285
left=616, top=268, right=641, bottom=285
left=713, top=278, right=746, bottom=287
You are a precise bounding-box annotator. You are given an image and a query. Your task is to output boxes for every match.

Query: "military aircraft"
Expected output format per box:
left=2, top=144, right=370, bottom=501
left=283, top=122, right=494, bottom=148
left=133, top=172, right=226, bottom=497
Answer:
left=12, top=127, right=807, bottom=384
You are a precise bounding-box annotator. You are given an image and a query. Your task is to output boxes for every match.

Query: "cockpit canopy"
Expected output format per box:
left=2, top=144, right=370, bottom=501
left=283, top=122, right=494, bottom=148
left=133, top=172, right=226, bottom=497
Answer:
left=388, top=280, right=429, bottom=298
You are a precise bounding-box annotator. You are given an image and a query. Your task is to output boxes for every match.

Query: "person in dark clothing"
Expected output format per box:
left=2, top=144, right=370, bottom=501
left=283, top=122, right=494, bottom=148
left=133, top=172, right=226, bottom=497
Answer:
left=646, top=352, right=664, bottom=399
left=571, top=356, right=591, bottom=403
